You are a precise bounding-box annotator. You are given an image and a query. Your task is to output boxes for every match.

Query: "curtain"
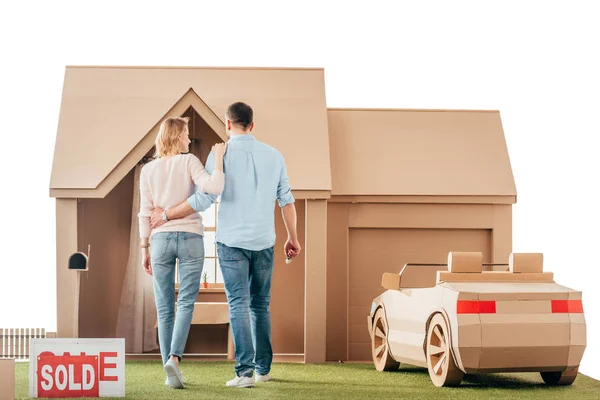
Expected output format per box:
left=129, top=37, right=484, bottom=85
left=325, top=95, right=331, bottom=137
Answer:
left=115, top=164, right=158, bottom=352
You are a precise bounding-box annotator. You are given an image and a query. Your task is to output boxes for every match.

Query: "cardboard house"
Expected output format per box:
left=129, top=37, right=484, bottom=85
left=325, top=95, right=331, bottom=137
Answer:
left=50, top=66, right=516, bottom=363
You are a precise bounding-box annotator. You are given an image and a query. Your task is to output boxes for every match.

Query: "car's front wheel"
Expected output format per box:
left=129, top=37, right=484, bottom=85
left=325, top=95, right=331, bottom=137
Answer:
left=371, top=308, right=400, bottom=371
left=426, top=313, right=464, bottom=387
left=540, top=368, right=578, bottom=386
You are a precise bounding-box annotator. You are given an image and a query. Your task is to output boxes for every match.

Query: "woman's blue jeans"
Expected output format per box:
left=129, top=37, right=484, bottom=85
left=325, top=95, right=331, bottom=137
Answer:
left=151, top=232, right=204, bottom=365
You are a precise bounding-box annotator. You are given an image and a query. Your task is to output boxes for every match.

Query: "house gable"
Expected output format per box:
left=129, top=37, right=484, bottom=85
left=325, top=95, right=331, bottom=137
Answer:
left=51, top=88, right=226, bottom=198
left=50, top=66, right=332, bottom=198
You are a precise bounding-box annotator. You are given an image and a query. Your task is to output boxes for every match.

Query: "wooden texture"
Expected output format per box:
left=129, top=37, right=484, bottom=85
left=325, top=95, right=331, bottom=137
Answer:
left=348, top=203, right=502, bottom=229
left=304, top=200, right=328, bottom=363
left=328, top=109, right=516, bottom=196
left=50, top=67, right=330, bottom=194
left=0, top=328, right=47, bottom=359
left=326, top=203, right=349, bottom=361
left=189, top=302, right=229, bottom=325
left=185, top=201, right=306, bottom=355
left=0, top=358, right=15, bottom=400
left=183, top=106, right=223, bottom=165
left=348, top=227, right=491, bottom=361
left=448, top=252, right=483, bottom=273
left=329, top=195, right=515, bottom=204
left=73, top=187, right=306, bottom=355
left=438, top=271, right=554, bottom=283
left=186, top=302, right=233, bottom=360
left=77, top=170, right=134, bottom=339
left=324, top=201, right=512, bottom=361
left=56, top=199, right=79, bottom=338
left=509, top=253, right=544, bottom=273
left=52, top=89, right=225, bottom=199
left=271, top=200, right=306, bottom=354
left=492, top=205, right=512, bottom=264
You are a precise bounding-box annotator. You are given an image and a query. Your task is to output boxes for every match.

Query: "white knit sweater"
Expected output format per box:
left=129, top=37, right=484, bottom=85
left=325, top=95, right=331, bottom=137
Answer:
left=138, top=153, right=224, bottom=238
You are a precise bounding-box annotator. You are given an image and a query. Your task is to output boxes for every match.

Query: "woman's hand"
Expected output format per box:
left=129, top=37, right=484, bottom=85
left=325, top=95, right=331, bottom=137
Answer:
left=142, top=248, right=152, bottom=276
left=211, top=143, right=228, bottom=159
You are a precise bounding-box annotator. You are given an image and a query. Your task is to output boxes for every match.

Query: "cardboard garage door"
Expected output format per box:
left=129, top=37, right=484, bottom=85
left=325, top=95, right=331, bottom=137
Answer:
left=348, top=228, right=491, bottom=361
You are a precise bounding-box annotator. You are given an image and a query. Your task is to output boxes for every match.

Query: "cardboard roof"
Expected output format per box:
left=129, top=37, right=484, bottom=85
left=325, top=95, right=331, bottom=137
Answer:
left=50, top=66, right=331, bottom=197
left=327, top=109, right=517, bottom=197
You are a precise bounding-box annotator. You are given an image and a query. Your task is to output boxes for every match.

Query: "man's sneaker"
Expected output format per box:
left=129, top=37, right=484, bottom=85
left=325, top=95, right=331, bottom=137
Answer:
left=256, top=373, right=272, bottom=382
left=164, top=377, right=169, bottom=386
left=226, top=375, right=255, bottom=388
left=164, top=359, right=185, bottom=389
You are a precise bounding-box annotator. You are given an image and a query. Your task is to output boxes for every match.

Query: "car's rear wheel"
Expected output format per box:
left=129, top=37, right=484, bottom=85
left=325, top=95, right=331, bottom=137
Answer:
left=426, top=313, right=464, bottom=387
left=371, top=308, right=400, bottom=371
left=540, top=368, right=578, bottom=386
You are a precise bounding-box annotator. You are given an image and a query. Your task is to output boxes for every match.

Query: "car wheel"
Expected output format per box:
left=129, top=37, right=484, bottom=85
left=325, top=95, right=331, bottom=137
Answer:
left=372, top=308, right=400, bottom=371
left=426, top=313, right=464, bottom=387
left=540, top=368, right=578, bottom=386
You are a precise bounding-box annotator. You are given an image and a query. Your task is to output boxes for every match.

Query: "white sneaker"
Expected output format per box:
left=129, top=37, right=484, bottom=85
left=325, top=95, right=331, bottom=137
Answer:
left=164, top=359, right=185, bottom=389
left=226, top=375, right=255, bottom=388
left=165, top=371, right=185, bottom=386
left=256, top=373, right=271, bottom=382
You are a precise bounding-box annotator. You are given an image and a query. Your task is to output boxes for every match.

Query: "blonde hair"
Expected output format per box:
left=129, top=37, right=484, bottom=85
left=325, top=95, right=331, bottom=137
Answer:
left=154, top=117, right=189, bottom=158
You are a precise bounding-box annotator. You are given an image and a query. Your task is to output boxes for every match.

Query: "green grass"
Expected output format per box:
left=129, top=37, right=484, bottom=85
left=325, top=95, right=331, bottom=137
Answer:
left=15, top=361, right=600, bottom=399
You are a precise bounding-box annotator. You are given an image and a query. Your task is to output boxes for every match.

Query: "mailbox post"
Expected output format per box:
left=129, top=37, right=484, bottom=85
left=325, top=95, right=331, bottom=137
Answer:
left=68, top=245, right=90, bottom=338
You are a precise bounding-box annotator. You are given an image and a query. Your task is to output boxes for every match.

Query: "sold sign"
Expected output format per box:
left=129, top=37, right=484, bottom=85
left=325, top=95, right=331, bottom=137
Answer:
left=29, top=339, right=125, bottom=398
left=38, top=354, right=99, bottom=398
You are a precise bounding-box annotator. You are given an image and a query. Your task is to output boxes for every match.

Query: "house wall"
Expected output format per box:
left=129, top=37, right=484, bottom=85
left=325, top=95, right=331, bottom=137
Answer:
left=74, top=168, right=306, bottom=354
left=71, top=174, right=510, bottom=361
left=185, top=201, right=306, bottom=355
left=183, top=106, right=223, bottom=165
left=326, top=201, right=512, bottom=361
left=56, top=199, right=79, bottom=338
left=77, top=170, right=135, bottom=339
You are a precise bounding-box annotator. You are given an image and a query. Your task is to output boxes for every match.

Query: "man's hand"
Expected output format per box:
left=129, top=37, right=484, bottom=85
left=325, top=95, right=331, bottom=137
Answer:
left=142, top=249, right=152, bottom=276
left=151, top=207, right=165, bottom=229
left=284, top=238, right=301, bottom=260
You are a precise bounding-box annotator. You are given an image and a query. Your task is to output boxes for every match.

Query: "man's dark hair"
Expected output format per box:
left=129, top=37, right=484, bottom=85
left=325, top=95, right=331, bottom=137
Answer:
left=226, top=102, right=253, bottom=130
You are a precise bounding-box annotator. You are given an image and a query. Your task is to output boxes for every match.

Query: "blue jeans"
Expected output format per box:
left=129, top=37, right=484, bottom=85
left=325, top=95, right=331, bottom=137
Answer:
left=217, top=243, right=274, bottom=377
left=151, top=232, right=204, bottom=365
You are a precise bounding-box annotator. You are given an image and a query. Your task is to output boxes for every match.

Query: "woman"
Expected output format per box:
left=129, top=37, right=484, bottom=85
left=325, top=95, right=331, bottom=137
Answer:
left=138, top=116, right=226, bottom=389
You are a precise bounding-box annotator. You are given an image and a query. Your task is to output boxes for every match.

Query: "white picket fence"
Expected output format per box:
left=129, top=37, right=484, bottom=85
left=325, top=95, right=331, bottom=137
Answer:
left=0, top=328, right=55, bottom=360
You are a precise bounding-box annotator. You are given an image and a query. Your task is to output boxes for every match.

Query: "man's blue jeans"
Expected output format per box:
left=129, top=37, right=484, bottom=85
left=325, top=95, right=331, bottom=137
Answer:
left=152, top=232, right=204, bottom=365
left=217, top=243, right=274, bottom=377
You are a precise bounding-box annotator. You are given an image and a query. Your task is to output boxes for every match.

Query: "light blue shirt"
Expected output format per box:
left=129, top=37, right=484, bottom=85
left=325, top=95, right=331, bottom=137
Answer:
left=187, top=134, right=295, bottom=251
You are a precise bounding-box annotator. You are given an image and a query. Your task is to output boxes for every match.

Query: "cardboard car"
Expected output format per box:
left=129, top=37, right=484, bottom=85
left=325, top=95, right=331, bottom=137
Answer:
left=367, top=252, right=586, bottom=387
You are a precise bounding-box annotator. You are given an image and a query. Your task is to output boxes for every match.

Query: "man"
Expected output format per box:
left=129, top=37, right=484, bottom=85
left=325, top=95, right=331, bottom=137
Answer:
left=150, top=102, right=301, bottom=388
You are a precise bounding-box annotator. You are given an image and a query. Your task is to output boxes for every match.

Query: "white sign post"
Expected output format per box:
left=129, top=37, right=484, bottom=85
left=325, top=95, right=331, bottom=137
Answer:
left=29, top=338, right=125, bottom=398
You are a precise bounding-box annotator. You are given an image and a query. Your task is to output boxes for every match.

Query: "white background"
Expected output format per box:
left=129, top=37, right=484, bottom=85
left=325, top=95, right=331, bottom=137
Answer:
left=0, top=0, right=598, bottom=379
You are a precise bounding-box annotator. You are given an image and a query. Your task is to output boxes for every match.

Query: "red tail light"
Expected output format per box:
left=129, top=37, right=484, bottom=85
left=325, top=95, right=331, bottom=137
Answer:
left=551, top=300, right=584, bottom=313
left=457, top=300, right=496, bottom=314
